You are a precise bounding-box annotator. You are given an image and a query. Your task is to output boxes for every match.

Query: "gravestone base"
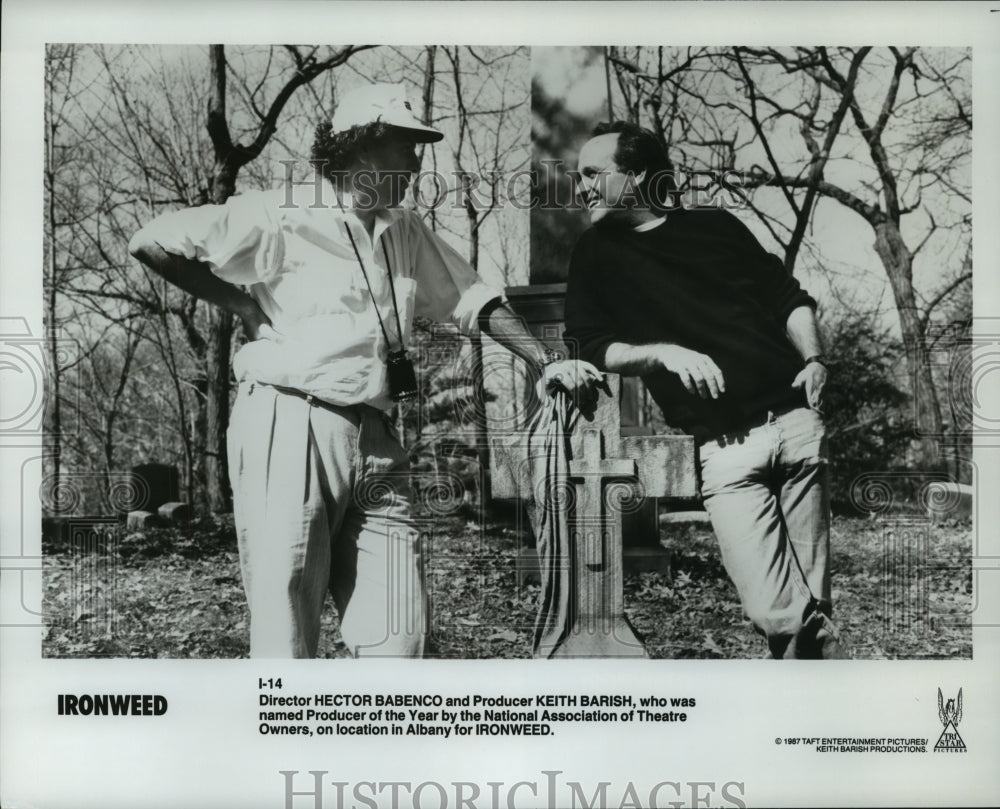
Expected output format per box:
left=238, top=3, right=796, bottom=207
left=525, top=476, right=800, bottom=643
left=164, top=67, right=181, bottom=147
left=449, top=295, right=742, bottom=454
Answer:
left=550, top=619, right=648, bottom=658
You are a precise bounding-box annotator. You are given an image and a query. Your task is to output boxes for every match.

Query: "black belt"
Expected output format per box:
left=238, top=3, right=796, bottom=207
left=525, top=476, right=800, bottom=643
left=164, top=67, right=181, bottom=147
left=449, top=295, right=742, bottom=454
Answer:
left=741, top=403, right=798, bottom=431
left=251, top=382, right=348, bottom=414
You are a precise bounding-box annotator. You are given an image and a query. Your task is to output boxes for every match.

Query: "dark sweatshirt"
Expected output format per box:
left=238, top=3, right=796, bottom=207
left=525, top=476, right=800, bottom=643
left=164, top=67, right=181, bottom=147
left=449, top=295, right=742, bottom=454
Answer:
left=563, top=208, right=816, bottom=440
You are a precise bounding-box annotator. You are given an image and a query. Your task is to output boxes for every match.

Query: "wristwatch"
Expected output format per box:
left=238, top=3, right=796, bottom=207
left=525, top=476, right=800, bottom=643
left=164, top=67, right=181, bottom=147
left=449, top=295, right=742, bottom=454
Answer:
left=803, top=355, right=827, bottom=367
left=540, top=348, right=563, bottom=367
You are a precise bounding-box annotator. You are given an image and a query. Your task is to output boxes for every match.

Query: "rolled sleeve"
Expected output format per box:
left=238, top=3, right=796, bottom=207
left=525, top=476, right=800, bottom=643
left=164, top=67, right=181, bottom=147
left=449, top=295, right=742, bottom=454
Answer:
left=141, top=191, right=285, bottom=285
left=754, top=251, right=817, bottom=325
left=409, top=215, right=504, bottom=335
left=772, top=276, right=817, bottom=325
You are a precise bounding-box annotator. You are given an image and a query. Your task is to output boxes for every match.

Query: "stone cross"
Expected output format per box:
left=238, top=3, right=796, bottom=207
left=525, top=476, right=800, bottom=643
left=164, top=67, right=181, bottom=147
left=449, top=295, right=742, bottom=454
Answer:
left=491, top=375, right=696, bottom=657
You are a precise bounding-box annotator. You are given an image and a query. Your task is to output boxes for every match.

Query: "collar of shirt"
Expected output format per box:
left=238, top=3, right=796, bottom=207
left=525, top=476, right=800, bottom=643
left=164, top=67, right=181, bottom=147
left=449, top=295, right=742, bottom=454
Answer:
left=327, top=185, right=399, bottom=254
left=633, top=215, right=668, bottom=233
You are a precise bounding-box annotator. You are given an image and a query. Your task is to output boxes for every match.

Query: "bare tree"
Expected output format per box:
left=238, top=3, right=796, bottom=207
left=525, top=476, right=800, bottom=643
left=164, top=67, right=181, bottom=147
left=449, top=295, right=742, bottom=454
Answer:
left=44, top=44, right=78, bottom=500
left=46, top=45, right=218, bottom=507
left=77, top=320, right=146, bottom=501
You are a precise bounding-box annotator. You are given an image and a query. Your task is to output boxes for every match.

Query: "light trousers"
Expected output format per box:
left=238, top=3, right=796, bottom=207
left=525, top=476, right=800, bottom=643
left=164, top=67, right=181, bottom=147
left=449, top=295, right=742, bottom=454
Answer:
left=227, top=382, right=426, bottom=658
left=698, top=407, right=832, bottom=658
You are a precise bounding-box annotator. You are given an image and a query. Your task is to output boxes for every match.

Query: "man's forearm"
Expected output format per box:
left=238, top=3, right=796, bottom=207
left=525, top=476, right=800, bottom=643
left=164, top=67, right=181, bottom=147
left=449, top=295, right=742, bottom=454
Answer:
left=129, top=239, right=257, bottom=320
left=603, top=342, right=664, bottom=376
left=478, top=303, right=554, bottom=369
left=785, top=305, right=823, bottom=361
left=479, top=303, right=601, bottom=398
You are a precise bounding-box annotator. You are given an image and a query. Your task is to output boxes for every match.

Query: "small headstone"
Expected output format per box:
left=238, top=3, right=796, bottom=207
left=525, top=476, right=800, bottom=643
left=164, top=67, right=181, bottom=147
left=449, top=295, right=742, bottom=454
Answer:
left=157, top=502, right=191, bottom=524
left=127, top=510, right=159, bottom=531
left=925, top=482, right=973, bottom=523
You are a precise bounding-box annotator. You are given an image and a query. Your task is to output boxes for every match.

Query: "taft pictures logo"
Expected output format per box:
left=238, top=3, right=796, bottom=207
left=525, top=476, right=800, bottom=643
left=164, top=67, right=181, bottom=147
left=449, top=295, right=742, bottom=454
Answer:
left=934, top=688, right=967, bottom=753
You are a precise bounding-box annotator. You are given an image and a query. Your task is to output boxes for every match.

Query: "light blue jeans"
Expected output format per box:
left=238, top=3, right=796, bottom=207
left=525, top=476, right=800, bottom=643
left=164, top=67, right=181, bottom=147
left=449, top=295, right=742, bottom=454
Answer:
left=698, top=406, right=832, bottom=658
left=227, top=381, right=426, bottom=658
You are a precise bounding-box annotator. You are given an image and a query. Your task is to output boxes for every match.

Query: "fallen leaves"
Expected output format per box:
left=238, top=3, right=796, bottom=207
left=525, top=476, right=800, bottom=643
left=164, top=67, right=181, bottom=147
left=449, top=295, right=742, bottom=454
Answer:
left=41, top=513, right=973, bottom=660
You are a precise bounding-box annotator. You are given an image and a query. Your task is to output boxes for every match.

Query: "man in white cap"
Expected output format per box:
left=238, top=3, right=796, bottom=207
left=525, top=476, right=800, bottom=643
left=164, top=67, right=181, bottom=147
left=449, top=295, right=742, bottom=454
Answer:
left=129, top=83, right=600, bottom=658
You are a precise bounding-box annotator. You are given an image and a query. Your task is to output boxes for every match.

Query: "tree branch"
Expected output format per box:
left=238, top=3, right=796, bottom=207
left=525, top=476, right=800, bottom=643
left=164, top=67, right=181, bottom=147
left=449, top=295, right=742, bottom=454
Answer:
left=206, top=45, right=233, bottom=155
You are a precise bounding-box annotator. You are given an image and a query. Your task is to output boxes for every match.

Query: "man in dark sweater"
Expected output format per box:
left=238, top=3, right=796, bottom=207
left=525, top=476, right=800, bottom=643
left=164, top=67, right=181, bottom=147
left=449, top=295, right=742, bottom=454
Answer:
left=563, top=121, right=845, bottom=659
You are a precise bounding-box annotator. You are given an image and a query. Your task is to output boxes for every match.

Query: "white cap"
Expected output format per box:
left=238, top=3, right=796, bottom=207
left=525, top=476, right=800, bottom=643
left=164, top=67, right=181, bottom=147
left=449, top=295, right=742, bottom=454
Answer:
left=331, top=82, right=443, bottom=143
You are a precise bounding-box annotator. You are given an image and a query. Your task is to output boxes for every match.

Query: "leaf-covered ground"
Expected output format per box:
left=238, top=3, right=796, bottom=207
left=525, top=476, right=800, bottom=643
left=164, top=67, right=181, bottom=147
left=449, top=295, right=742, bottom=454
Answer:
left=42, top=510, right=972, bottom=659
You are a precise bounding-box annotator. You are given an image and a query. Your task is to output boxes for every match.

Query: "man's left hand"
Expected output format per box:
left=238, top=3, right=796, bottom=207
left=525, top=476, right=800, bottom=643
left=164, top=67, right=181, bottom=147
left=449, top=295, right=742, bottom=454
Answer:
left=792, top=362, right=828, bottom=413
left=543, top=360, right=603, bottom=401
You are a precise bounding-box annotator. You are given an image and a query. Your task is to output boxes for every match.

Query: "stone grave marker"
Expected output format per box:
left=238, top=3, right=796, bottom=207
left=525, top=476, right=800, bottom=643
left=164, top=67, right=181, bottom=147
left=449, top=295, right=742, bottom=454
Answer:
left=502, top=283, right=669, bottom=577
left=126, top=463, right=181, bottom=526
left=492, top=375, right=696, bottom=657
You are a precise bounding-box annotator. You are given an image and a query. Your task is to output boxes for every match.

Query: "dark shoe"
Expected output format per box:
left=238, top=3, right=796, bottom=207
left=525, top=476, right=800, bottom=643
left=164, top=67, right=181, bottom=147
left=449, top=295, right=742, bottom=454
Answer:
left=785, top=609, right=851, bottom=659
left=815, top=624, right=850, bottom=659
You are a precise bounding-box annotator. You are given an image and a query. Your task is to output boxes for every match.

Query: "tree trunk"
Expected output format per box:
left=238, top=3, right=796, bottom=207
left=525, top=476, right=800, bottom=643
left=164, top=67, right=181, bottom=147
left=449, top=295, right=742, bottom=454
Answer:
left=45, top=181, right=62, bottom=505
left=47, top=331, right=62, bottom=502
left=44, top=63, right=62, bottom=511
left=872, top=220, right=943, bottom=469
left=470, top=333, right=490, bottom=503
left=204, top=307, right=233, bottom=512
left=198, top=46, right=237, bottom=512
left=464, top=190, right=491, bottom=503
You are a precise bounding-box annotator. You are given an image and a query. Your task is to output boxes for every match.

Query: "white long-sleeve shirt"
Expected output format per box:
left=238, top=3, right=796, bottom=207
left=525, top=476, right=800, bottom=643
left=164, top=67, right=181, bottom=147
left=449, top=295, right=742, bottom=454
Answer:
left=143, top=184, right=503, bottom=409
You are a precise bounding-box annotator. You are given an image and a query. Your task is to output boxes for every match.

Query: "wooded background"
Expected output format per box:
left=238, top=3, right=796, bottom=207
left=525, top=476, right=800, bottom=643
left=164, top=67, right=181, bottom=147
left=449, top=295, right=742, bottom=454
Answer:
left=43, top=45, right=971, bottom=516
